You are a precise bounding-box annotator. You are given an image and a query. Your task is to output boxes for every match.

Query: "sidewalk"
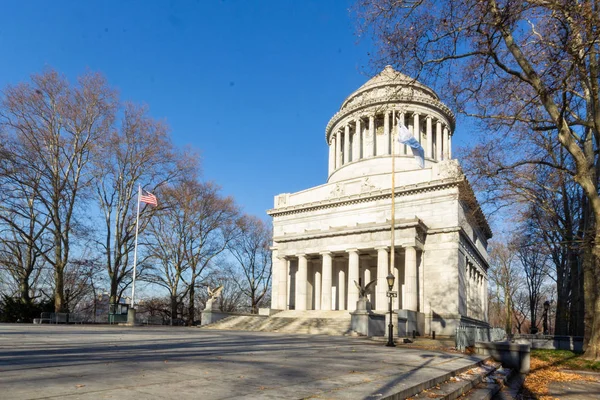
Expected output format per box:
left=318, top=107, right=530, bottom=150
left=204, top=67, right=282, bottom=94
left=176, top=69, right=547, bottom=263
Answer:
left=0, top=324, right=486, bottom=399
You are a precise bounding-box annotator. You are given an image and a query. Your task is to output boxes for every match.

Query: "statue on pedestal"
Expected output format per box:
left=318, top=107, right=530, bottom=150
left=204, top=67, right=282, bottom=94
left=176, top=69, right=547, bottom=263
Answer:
left=204, top=285, right=223, bottom=311
left=354, top=279, right=377, bottom=312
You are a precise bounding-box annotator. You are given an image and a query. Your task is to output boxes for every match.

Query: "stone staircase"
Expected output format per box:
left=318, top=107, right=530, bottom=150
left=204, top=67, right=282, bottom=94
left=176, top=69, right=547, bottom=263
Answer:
left=199, top=310, right=354, bottom=336
left=410, top=359, right=516, bottom=400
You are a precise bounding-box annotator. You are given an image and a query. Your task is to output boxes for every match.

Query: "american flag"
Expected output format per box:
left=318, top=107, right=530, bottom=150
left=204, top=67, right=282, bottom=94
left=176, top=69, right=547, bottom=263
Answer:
left=140, top=191, right=157, bottom=206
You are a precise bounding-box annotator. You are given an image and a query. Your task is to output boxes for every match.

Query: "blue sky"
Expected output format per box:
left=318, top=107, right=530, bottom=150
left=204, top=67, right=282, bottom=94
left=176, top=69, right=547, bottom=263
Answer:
left=0, top=1, right=469, bottom=220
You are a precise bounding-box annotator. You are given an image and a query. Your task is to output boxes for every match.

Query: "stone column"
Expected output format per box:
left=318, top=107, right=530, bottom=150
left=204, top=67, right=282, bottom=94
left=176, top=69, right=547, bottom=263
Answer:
left=278, top=257, right=288, bottom=310
left=376, top=247, right=389, bottom=311
left=448, top=132, right=452, bottom=159
left=347, top=249, right=359, bottom=311
left=392, top=260, right=400, bottom=309
left=443, top=126, right=449, bottom=160
left=295, top=254, right=308, bottom=311
left=363, top=266, right=372, bottom=303
left=436, top=120, right=442, bottom=161
left=426, top=116, right=433, bottom=160
left=413, top=113, right=421, bottom=144
left=404, top=246, right=418, bottom=311
left=484, top=277, right=488, bottom=322
left=335, top=130, right=342, bottom=168
left=384, top=111, right=390, bottom=155
left=356, top=118, right=363, bottom=161
left=321, top=252, right=333, bottom=311
left=271, top=250, right=279, bottom=309
left=344, top=124, right=350, bottom=164
left=399, top=112, right=407, bottom=155
left=352, top=121, right=360, bottom=161
left=365, top=115, right=374, bottom=158
left=314, top=269, right=321, bottom=311
left=338, top=268, right=346, bottom=310
left=328, top=139, right=335, bottom=175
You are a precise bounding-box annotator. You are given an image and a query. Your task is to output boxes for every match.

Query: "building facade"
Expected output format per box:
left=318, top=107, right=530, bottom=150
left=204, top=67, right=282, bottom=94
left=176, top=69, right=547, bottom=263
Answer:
left=268, top=66, right=491, bottom=335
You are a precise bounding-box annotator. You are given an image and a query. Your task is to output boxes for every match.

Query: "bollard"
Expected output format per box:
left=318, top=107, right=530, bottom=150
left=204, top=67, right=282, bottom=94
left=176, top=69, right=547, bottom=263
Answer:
left=432, top=331, right=436, bottom=340
left=412, top=330, right=416, bottom=339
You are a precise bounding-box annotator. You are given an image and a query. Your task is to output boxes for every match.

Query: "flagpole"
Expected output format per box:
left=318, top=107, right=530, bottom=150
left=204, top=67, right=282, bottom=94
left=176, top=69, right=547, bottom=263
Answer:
left=131, top=184, right=141, bottom=309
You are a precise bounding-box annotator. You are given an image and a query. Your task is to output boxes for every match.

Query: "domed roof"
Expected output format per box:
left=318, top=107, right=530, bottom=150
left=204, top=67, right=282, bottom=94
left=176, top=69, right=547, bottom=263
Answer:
left=340, top=66, right=439, bottom=110
left=325, top=66, right=455, bottom=143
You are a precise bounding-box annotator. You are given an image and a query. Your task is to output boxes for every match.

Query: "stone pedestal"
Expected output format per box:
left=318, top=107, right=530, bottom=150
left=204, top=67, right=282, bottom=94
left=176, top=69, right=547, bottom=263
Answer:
left=126, top=308, right=137, bottom=326
left=200, top=310, right=230, bottom=326
left=397, top=310, right=425, bottom=337
left=351, top=311, right=385, bottom=337
left=355, top=298, right=372, bottom=312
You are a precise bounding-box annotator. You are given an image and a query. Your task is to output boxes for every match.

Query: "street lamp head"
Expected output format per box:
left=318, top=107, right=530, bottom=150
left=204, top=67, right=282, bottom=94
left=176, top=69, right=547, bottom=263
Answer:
left=386, top=274, right=395, bottom=291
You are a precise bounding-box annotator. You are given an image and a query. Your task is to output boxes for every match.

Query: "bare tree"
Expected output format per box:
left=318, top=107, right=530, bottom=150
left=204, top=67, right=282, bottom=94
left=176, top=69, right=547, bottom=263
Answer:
left=92, top=102, right=195, bottom=304
left=517, top=231, right=550, bottom=333
left=144, top=180, right=238, bottom=324
left=358, top=0, right=600, bottom=360
left=228, top=215, right=272, bottom=314
left=488, top=240, right=521, bottom=334
left=0, top=69, right=117, bottom=312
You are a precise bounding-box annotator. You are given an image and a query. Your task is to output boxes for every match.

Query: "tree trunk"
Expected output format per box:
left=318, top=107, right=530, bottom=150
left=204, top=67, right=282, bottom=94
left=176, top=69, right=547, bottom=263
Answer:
left=582, top=239, right=600, bottom=360
left=18, top=280, right=31, bottom=305
left=170, top=296, right=178, bottom=325
left=187, top=281, right=195, bottom=326
left=54, top=266, right=64, bottom=312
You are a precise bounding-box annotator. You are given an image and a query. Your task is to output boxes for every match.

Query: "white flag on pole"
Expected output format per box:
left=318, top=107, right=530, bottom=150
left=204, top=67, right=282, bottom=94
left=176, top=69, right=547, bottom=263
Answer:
left=397, top=124, right=425, bottom=168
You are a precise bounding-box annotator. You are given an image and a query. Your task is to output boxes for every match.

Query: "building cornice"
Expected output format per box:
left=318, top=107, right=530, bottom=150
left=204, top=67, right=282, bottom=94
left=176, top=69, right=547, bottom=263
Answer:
left=273, top=217, right=427, bottom=244
left=267, top=178, right=461, bottom=218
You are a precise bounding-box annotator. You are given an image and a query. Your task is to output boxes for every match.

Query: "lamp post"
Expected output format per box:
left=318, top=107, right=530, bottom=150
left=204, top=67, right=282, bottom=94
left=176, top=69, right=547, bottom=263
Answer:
left=543, top=300, right=550, bottom=335
left=386, top=273, right=397, bottom=347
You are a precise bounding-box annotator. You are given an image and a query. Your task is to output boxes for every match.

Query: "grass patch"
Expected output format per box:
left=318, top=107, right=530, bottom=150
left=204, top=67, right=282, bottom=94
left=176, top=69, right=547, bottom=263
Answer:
left=520, top=350, right=600, bottom=399
left=531, top=349, right=600, bottom=372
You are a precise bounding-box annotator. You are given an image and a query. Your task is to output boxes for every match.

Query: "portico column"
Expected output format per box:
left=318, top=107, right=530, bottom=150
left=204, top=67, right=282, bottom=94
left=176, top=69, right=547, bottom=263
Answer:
left=335, top=130, right=342, bottom=168
left=277, top=257, right=288, bottom=310
left=295, top=254, right=308, bottom=311
left=376, top=247, right=389, bottom=310
left=413, top=113, right=421, bottom=144
left=271, top=250, right=279, bottom=309
left=404, top=246, right=418, bottom=311
left=426, top=116, right=433, bottom=159
left=344, top=124, right=350, bottom=164
left=448, top=132, right=452, bottom=159
left=436, top=120, right=442, bottom=161
left=347, top=249, right=359, bottom=311
left=443, top=126, right=449, bottom=160
left=338, top=267, right=346, bottom=310
left=384, top=111, right=390, bottom=155
left=314, top=269, right=321, bottom=310
left=321, top=252, right=333, bottom=311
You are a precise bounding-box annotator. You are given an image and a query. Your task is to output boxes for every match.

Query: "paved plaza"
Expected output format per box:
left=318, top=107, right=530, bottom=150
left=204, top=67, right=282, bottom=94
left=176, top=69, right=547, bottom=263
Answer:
left=0, top=324, right=485, bottom=399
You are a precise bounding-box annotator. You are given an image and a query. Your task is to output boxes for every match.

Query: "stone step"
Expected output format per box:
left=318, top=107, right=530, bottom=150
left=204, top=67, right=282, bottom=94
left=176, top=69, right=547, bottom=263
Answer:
left=199, top=314, right=354, bottom=336
left=410, top=360, right=510, bottom=400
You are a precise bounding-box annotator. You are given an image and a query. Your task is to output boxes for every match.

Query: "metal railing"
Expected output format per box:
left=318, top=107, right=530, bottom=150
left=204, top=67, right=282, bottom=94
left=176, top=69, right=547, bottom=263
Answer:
left=455, top=325, right=506, bottom=350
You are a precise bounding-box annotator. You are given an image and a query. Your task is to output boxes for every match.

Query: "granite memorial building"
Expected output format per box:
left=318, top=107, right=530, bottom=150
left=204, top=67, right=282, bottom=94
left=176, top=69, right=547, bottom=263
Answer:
left=267, top=66, right=491, bottom=336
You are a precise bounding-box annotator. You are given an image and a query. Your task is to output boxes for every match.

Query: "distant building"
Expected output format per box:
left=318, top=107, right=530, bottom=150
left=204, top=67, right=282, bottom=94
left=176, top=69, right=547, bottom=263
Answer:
left=268, top=66, right=491, bottom=335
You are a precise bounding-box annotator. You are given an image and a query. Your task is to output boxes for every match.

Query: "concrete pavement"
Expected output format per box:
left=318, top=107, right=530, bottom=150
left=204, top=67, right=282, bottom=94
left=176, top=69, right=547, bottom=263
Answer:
left=0, top=324, right=486, bottom=399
